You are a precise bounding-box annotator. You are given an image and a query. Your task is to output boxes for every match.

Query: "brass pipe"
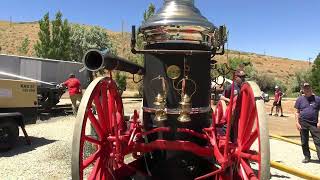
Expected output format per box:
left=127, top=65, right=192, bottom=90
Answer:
left=270, top=161, right=320, bottom=180
left=269, top=133, right=316, bottom=152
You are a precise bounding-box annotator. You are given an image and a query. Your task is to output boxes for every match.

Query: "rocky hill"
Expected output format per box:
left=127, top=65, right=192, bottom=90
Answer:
left=0, top=20, right=311, bottom=86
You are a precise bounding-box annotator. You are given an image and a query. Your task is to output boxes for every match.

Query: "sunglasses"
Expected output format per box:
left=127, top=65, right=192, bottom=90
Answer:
left=236, top=75, right=246, bottom=78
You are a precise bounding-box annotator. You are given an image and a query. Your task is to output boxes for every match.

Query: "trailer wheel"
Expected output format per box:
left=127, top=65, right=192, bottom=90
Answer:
left=0, top=121, right=19, bottom=150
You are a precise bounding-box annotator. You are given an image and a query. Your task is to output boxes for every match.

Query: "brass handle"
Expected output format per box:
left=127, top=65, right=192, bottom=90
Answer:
left=175, top=77, right=197, bottom=98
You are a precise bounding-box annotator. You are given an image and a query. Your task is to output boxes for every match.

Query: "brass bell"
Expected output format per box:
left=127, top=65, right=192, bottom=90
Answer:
left=178, top=94, right=192, bottom=122
left=153, top=93, right=167, bottom=121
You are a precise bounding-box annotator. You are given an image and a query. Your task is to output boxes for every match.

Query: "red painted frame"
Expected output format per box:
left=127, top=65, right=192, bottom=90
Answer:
left=77, top=75, right=261, bottom=180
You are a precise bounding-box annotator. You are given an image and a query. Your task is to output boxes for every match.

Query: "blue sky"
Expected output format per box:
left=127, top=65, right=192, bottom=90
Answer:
left=1, top=0, right=319, bottom=61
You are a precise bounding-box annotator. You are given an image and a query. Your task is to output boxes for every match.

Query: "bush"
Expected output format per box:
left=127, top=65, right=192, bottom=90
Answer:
left=17, top=36, right=30, bottom=55
left=114, top=72, right=127, bottom=95
left=252, top=73, right=276, bottom=93
left=287, top=70, right=311, bottom=95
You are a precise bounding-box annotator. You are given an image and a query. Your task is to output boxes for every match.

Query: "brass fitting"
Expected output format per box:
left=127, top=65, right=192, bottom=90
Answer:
left=153, top=93, right=167, bottom=121
left=178, top=94, right=192, bottom=122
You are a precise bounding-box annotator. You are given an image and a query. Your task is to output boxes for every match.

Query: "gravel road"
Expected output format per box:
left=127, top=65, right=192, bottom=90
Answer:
left=0, top=116, right=74, bottom=180
left=0, top=99, right=319, bottom=179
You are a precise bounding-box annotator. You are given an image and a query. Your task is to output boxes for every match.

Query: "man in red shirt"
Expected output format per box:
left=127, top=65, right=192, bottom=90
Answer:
left=63, top=73, right=82, bottom=115
left=270, top=85, right=284, bottom=117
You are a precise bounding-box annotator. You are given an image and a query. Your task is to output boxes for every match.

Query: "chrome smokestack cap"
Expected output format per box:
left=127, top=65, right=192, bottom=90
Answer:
left=141, top=0, right=215, bottom=30
left=139, top=0, right=223, bottom=47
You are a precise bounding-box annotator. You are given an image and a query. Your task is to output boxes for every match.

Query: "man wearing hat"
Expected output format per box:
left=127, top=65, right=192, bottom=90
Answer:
left=294, top=82, right=320, bottom=163
left=220, top=70, right=246, bottom=102
left=269, top=85, right=284, bottom=117
left=63, top=73, right=82, bottom=115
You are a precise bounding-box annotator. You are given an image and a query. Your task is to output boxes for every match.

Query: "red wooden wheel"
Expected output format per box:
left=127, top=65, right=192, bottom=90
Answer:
left=72, top=77, right=126, bottom=180
left=214, top=100, right=227, bottom=125
left=212, top=81, right=270, bottom=180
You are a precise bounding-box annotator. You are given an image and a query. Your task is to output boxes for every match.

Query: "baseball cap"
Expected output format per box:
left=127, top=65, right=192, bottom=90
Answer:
left=303, top=82, right=310, bottom=87
left=69, top=73, right=75, bottom=78
left=275, top=85, right=279, bottom=89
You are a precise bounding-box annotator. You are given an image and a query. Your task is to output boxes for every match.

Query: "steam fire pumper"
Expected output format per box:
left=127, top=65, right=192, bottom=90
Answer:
left=71, top=0, right=270, bottom=179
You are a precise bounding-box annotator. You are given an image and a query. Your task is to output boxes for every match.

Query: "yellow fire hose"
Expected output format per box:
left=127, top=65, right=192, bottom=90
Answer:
left=269, top=134, right=320, bottom=179
left=270, top=161, right=320, bottom=180
left=270, top=133, right=317, bottom=152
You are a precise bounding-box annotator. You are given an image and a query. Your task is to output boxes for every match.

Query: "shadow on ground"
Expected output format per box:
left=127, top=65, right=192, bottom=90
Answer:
left=38, top=110, right=73, bottom=121
left=270, top=174, right=290, bottom=179
left=0, top=136, right=56, bottom=157
left=309, top=159, right=320, bottom=164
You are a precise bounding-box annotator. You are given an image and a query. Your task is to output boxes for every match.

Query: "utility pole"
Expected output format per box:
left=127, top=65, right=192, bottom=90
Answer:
left=121, top=20, right=125, bottom=57
left=121, top=20, right=124, bottom=37
left=308, top=57, right=312, bottom=67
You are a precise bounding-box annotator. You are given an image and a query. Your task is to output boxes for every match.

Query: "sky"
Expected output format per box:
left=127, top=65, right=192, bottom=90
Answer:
left=1, top=0, right=319, bottom=61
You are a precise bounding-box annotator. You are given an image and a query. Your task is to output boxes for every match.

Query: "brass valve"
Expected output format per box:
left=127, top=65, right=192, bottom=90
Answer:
left=153, top=93, right=167, bottom=121
left=178, top=94, right=192, bottom=122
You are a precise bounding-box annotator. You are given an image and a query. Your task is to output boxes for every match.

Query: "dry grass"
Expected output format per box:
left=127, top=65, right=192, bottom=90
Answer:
left=0, top=20, right=311, bottom=87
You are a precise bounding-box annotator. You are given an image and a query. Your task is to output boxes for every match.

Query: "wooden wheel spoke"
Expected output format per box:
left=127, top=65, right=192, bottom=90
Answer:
left=239, top=151, right=259, bottom=162
left=242, top=129, right=258, bottom=150
left=238, top=164, right=249, bottom=180
left=238, top=92, right=256, bottom=145
left=84, top=135, right=102, bottom=145
left=87, top=110, right=104, bottom=138
left=101, top=83, right=110, bottom=132
left=240, top=159, right=258, bottom=180
left=83, top=149, right=101, bottom=169
left=88, top=157, right=100, bottom=180
left=94, top=95, right=106, bottom=131
left=107, top=90, right=116, bottom=133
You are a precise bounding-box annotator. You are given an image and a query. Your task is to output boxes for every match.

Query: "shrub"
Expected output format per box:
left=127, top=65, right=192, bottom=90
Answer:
left=252, top=73, right=276, bottom=93
left=114, top=72, right=127, bottom=95
left=310, top=53, right=320, bottom=94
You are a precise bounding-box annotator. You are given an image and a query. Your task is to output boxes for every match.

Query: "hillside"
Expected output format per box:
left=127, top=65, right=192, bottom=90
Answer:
left=0, top=20, right=311, bottom=86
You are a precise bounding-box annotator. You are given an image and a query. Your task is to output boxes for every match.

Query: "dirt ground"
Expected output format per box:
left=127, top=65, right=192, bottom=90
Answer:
left=265, top=98, right=301, bottom=137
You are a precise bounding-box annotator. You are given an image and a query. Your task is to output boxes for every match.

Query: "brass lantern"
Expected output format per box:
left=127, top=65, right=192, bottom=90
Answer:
left=178, top=94, right=192, bottom=122
left=154, top=93, right=167, bottom=121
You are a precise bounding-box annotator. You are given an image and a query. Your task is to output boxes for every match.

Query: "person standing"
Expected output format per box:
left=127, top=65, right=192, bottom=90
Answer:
left=270, top=85, right=284, bottom=117
left=63, top=73, right=82, bottom=115
left=220, top=70, right=246, bottom=102
left=294, top=83, right=320, bottom=163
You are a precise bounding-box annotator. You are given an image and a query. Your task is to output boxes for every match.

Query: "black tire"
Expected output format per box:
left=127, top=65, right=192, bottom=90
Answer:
left=0, top=121, right=19, bottom=151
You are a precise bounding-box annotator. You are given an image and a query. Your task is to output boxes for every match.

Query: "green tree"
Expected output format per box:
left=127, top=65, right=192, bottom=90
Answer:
left=143, top=3, right=155, bottom=23
left=290, top=70, right=311, bottom=92
left=227, top=57, right=256, bottom=79
left=34, top=12, right=51, bottom=58
left=17, top=36, right=30, bottom=55
left=50, top=11, right=71, bottom=60
left=69, top=25, right=115, bottom=61
left=136, top=3, right=156, bottom=52
left=34, top=11, right=71, bottom=60
left=310, top=53, right=320, bottom=94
